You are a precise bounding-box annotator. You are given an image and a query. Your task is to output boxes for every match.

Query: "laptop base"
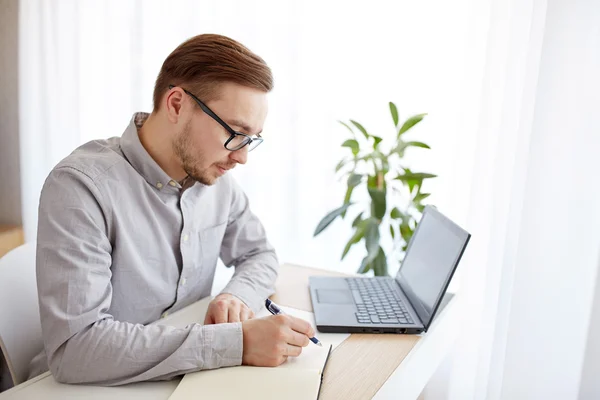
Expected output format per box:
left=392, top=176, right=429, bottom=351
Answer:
left=316, top=325, right=424, bottom=334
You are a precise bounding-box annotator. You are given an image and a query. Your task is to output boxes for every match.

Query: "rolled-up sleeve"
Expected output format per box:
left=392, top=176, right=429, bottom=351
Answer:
left=218, top=178, right=279, bottom=313
left=36, top=167, right=243, bottom=385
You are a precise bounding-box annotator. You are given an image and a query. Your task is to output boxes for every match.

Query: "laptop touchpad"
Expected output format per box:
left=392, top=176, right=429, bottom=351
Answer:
left=317, top=289, right=354, bottom=304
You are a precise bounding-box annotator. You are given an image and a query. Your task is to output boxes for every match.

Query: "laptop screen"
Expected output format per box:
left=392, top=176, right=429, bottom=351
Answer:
left=395, top=206, right=470, bottom=330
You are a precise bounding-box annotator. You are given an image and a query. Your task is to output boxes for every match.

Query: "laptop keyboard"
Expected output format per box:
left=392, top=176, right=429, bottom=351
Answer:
left=347, top=278, right=414, bottom=325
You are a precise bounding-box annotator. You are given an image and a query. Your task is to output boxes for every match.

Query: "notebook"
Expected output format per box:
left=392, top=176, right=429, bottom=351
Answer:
left=166, top=304, right=347, bottom=400
left=168, top=344, right=332, bottom=400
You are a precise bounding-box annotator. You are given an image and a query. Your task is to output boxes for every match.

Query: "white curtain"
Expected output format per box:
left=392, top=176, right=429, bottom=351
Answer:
left=424, top=0, right=600, bottom=399
left=18, top=0, right=600, bottom=398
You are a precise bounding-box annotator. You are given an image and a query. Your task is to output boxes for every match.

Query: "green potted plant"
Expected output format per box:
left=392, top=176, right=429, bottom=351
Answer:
left=314, top=102, right=436, bottom=276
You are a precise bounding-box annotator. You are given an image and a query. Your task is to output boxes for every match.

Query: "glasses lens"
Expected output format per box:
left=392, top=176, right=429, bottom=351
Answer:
left=226, top=134, right=250, bottom=150
left=226, top=134, right=263, bottom=151
left=247, top=138, right=263, bottom=151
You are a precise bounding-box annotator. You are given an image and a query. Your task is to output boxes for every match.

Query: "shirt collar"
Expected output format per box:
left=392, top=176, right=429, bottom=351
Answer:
left=120, top=112, right=183, bottom=192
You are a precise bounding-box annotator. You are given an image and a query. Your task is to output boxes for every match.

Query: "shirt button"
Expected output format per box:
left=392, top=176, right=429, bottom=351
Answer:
left=161, top=311, right=169, bottom=318
left=168, top=180, right=177, bottom=187
left=156, top=182, right=163, bottom=189
left=180, top=278, right=187, bottom=287
left=183, top=234, right=189, bottom=242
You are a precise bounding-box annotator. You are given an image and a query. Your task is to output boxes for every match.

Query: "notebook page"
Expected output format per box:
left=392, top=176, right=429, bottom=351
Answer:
left=168, top=366, right=322, bottom=400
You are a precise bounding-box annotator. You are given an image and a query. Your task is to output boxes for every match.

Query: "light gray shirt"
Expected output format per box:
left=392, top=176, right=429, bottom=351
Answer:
left=29, top=113, right=278, bottom=385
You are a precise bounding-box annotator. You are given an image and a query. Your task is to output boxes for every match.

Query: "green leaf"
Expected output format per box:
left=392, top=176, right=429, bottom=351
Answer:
left=341, top=139, right=359, bottom=156
left=390, top=141, right=431, bottom=158
left=389, top=102, right=399, bottom=127
left=389, top=224, right=395, bottom=239
left=347, top=173, right=362, bottom=187
left=357, top=255, right=371, bottom=274
left=352, top=212, right=364, bottom=227
left=368, top=187, right=386, bottom=219
left=400, top=221, right=412, bottom=241
left=364, top=219, right=380, bottom=264
left=367, top=175, right=377, bottom=188
left=335, top=159, right=349, bottom=173
left=373, top=247, right=387, bottom=276
left=342, top=174, right=362, bottom=215
left=350, top=120, right=370, bottom=140
left=390, top=207, right=403, bottom=219
left=408, top=179, right=419, bottom=193
left=314, top=203, right=354, bottom=236
left=398, top=113, right=427, bottom=137
left=401, top=175, right=432, bottom=193
left=341, top=220, right=367, bottom=260
left=414, top=192, right=431, bottom=202
left=405, top=141, right=430, bottom=149
left=372, top=136, right=383, bottom=149
left=338, top=120, right=355, bottom=137
left=395, top=172, right=437, bottom=181
left=390, top=141, right=406, bottom=158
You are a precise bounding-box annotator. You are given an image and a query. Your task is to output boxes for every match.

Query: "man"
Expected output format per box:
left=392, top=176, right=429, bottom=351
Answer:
left=29, top=34, right=314, bottom=385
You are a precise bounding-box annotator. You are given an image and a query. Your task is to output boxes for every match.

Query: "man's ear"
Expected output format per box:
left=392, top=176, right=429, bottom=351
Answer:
left=165, top=87, right=185, bottom=123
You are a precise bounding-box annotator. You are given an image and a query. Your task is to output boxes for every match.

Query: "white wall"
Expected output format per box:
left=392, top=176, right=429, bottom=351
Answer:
left=0, top=0, right=22, bottom=226
left=0, top=0, right=21, bottom=389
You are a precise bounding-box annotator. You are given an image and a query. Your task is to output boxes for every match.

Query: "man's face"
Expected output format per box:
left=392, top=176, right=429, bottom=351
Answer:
left=172, top=82, right=268, bottom=185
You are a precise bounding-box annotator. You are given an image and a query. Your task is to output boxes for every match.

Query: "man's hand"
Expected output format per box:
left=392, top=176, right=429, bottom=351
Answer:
left=204, top=293, right=254, bottom=324
left=241, top=314, right=316, bottom=367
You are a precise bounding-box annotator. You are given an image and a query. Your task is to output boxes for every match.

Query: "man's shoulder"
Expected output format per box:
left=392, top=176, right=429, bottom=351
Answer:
left=52, top=137, right=127, bottom=182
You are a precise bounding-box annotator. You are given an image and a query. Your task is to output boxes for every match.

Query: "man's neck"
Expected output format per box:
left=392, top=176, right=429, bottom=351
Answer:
left=138, top=113, right=187, bottom=182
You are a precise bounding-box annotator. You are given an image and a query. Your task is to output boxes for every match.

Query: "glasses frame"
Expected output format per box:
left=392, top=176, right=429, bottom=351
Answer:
left=168, top=85, right=263, bottom=152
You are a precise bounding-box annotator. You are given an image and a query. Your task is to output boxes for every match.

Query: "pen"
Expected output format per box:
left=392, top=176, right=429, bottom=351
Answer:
left=265, top=298, right=323, bottom=347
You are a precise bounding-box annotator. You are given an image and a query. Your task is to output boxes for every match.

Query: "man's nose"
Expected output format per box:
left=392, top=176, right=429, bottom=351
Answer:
left=229, top=145, right=248, bottom=165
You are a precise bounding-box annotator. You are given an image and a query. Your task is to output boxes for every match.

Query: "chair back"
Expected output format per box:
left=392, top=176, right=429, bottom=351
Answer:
left=0, top=242, right=43, bottom=386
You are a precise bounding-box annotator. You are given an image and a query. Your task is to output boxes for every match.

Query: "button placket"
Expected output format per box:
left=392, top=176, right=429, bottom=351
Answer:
left=178, top=191, right=193, bottom=300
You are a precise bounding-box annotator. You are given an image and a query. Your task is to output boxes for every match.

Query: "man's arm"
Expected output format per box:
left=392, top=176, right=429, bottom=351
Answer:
left=37, top=167, right=242, bottom=385
left=218, top=177, right=279, bottom=313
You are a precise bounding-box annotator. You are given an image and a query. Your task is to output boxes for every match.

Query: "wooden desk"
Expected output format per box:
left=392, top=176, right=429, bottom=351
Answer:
left=0, top=264, right=459, bottom=400
left=0, top=226, right=24, bottom=259
left=271, top=264, right=421, bottom=400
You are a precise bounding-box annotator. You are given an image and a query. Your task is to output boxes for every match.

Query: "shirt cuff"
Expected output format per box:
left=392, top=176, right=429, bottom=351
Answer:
left=200, top=322, right=243, bottom=369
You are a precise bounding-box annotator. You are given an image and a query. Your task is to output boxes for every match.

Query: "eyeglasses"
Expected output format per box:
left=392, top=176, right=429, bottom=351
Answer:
left=168, top=85, right=263, bottom=152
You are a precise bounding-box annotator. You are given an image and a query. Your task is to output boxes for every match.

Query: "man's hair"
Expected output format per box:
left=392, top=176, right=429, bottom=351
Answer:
left=153, top=34, right=273, bottom=111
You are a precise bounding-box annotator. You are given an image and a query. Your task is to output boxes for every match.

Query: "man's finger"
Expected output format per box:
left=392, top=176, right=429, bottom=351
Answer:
left=229, top=303, right=241, bottom=323
left=288, top=316, right=315, bottom=338
left=286, top=344, right=303, bottom=358
left=240, top=308, right=253, bottom=322
left=213, top=306, right=228, bottom=324
left=286, top=328, right=310, bottom=347
left=203, top=313, right=214, bottom=325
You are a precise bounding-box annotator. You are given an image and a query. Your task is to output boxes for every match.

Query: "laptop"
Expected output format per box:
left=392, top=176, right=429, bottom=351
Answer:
left=309, top=205, right=470, bottom=334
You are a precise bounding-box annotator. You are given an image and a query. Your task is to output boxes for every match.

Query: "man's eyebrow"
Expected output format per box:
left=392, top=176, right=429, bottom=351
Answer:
left=227, top=119, right=263, bottom=135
